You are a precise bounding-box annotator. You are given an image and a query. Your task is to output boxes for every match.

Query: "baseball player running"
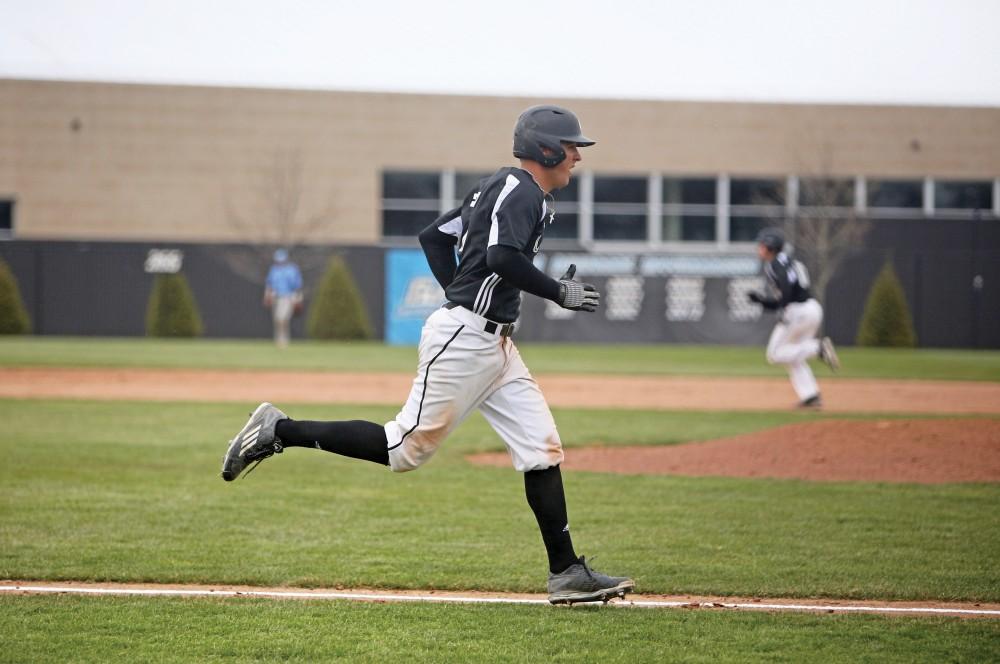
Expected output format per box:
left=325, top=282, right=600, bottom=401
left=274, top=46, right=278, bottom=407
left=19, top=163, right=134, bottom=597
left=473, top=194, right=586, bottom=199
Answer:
left=221, top=105, right=634, bottom=605
left=748, top=227, right=840, bottom=408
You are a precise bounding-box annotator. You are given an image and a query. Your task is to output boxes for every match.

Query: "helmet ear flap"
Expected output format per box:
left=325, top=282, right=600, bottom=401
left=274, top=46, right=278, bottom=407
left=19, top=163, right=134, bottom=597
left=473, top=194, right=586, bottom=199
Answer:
left=513, top=130, right=566, bottom=168
left=534, top=134, right=566, bottom=168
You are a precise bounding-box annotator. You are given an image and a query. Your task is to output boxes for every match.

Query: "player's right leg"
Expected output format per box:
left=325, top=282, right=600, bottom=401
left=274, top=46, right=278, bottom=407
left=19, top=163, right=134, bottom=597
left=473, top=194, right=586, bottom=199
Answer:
left=480, top=345, right=634, bottom=603
left=547, top=556, right=636, bottom=605
left=276, top=316, right=290, bottom=348
left=276, top=297, right=295, bottom=347
left=788, top=361, right=821, bottom=405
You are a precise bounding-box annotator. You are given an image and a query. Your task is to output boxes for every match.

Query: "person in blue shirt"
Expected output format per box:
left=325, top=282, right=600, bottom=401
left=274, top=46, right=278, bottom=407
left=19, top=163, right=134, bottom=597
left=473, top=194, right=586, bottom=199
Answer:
left=264, top=248, right=303, bottom=347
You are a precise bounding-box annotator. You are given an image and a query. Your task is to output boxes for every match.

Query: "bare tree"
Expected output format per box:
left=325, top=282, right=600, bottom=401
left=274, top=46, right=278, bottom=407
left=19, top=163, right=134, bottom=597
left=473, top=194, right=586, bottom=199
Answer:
left=754, top=146, right=872, bottom=306
left=222, top=148, right=337, bottom=284
left=785, top=177, right=871, bottom=306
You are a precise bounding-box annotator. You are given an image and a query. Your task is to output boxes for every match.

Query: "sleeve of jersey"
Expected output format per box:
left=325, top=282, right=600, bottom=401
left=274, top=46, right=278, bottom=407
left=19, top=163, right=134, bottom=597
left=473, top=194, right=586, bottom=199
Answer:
left=486, top=246, right=561, bottom=302
left=487, top=175, right=542, bottom=251
left=418, top=207, right=463, bottom=290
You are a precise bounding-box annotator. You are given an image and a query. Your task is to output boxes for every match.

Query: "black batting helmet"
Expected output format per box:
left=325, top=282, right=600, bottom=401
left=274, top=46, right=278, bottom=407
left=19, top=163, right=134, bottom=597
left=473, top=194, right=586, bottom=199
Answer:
left=513, top=105, right=595, bottom=168
left=756, top=227, right=785, bottom=252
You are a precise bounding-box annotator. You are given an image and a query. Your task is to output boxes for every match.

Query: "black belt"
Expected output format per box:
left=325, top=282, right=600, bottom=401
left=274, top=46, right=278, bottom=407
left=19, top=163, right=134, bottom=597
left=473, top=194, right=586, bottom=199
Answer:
left=444, top=302, right=515, bottom=337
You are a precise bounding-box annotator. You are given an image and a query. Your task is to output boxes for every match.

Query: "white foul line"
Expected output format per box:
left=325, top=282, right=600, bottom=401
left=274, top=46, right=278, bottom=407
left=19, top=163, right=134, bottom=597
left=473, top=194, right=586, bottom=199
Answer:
left=2, top=585, right=999, bottom=617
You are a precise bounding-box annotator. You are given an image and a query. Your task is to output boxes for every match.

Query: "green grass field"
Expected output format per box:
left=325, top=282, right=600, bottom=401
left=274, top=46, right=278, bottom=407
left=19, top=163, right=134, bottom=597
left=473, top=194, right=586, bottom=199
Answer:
left=2, top=595, right=998, bottom=664
left=1, top=338, right=999, bottom=662
left=2, top=336, right=999, bottom=380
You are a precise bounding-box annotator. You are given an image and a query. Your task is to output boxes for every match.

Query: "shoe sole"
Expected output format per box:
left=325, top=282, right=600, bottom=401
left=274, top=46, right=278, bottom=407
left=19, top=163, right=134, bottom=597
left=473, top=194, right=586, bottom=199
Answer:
left=548, top=580, right=635, bottom=605
left=221, top=402, right=273, bottom=482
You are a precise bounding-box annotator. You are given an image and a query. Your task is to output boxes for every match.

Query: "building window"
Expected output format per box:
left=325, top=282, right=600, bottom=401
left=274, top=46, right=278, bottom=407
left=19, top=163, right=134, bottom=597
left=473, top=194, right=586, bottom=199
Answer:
left=0, top=200, right=12, bottom=237
left=381, top=169, right=998, bottom=247
left=729, top=215, right=775, bottom=242
left=730, top=178, right=785, bottom=206
left=867, top=179, right=922, bottom=209
left=799, top=178, right=855, bottom=208
left=382, top=210, right=440, bottom=237
left=593, top=213, right=647, bottom=241
left=934, top=180, right=993, bottom=211
left=454, top=171, right=491, bottom=205
left=382, top=171, right=441, bottom=238
left=547, top=177, right=580, bottom=240
left=663, top=177, right=715, bottom=241
left=594, top=176, right=647, bottom=204
left=593, top=176, right=647, bottom=241
left=547, top=212, right=579, bottom=240
left=383, top=171, right=439, bottom=200
left=729, top=178, right=785, bottom=242
left=553, top=176, right=579, bottom=203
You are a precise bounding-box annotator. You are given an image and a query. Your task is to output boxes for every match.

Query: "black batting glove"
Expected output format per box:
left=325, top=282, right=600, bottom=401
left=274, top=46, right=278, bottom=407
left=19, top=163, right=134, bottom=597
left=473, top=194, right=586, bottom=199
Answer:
left=557, top=264, right=600, bottom=312
left=747, top=291, right=763, bottom=304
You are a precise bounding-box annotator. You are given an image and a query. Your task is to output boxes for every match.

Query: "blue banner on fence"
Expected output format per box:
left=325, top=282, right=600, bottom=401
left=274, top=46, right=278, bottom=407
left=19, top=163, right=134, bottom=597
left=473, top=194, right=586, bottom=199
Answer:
left=385, top=249, right=445, bottom=345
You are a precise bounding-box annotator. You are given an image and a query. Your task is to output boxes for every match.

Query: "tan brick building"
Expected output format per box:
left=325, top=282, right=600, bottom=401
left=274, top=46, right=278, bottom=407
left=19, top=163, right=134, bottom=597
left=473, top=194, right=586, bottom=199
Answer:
left=2, top=78, right=998, bottom=247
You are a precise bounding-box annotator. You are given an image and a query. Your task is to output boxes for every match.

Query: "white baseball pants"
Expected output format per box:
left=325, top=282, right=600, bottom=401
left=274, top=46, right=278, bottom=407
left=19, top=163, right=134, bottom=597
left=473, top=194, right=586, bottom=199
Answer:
left=765, top=299, right=823, bottom=401
left=384, top=305, right=564, bottom=473
left=272, top=296, right=295, bottom=347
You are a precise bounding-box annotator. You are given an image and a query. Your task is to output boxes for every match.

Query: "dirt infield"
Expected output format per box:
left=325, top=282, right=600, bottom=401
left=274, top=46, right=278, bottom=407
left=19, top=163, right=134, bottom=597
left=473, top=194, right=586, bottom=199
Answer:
left=3, top=581, right=999, bottom=618
left=469, top=419, right=1000, bottom=483
left=3, top=367, right=1000, bottom=414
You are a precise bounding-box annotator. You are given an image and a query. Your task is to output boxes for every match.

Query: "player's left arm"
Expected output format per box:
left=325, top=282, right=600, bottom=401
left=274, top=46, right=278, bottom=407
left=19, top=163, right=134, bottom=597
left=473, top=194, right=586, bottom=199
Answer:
left=486, top=246, right=560, bottom=301
left=487, top=250, right=599, bottom=312
left=486, top=183, right=599, bottom=311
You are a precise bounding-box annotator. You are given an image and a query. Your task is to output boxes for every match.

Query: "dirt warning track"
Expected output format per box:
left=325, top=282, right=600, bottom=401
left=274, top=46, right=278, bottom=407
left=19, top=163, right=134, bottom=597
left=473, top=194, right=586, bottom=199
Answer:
left=2, top=367, right=999, bottom=414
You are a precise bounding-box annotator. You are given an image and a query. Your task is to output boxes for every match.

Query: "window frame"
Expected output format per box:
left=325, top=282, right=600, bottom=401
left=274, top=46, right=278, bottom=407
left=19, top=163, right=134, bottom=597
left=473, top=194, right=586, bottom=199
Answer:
left=0, top=198, right=14, bottom=239
left=379, top=170, right=1000, bottom=249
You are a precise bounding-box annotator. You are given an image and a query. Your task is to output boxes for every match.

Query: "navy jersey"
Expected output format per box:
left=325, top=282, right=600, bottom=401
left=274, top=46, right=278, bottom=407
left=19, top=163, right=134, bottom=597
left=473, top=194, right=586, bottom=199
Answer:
left=429, top=167, right=552, bottom=323
left=762, top=252, right=813, bottom=308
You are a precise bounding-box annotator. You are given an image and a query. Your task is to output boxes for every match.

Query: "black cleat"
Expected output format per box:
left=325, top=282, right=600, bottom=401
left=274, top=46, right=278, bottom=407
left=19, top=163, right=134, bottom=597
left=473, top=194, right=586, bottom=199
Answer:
left=547, top=556, right=635, bottom=605
left=221, top=402, right=287, bottom=481
left=798, top=394, right=823, bottom=409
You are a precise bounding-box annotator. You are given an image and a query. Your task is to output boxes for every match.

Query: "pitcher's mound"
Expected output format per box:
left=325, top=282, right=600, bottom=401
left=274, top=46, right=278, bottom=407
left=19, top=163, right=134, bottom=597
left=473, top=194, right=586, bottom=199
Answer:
left=467, top=419, right=1000, bottom=483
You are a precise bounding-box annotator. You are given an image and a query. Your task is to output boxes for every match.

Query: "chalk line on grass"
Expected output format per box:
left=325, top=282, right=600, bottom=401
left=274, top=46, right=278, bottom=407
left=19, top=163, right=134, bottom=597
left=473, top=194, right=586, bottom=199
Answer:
left=2, top=584, right=999, bottom=618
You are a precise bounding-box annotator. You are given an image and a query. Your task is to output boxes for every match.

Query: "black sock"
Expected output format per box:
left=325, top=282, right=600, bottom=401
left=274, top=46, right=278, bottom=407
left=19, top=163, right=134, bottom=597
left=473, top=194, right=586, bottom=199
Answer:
left=524, top=465, right=579, bottom=574
left=275, top=419, right=389, bottom=466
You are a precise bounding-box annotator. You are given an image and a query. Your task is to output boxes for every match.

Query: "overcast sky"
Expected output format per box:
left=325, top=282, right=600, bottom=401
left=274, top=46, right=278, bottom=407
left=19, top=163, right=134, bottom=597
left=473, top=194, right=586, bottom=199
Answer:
left=2, top=0, right=998, bottom=107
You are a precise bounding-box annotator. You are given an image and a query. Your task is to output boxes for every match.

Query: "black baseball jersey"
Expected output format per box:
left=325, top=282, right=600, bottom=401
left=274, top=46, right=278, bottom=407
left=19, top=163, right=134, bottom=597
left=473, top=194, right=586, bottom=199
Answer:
left=427, top=167, right=551, bottom=323
left=760, top=252, right=812, bottom=309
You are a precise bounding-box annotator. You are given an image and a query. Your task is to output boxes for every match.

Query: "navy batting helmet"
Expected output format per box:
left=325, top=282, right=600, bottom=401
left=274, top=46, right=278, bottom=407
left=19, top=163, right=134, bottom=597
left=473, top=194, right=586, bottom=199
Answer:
left=513, top=105, right=595, bottom=168
left=756, top=227, right=785, bottom=252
